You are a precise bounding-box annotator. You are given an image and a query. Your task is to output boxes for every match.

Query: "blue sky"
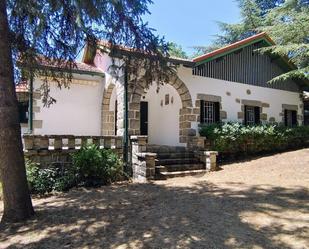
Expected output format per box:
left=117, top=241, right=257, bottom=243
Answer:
left=143, top=0, right=241, bottom=56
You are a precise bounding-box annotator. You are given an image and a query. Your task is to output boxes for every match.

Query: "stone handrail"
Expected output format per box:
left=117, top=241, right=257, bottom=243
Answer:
left=22, top=135, right=123, bottom=151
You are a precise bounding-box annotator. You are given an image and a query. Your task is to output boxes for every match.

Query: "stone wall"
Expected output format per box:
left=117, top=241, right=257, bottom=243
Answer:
left=101, top=84, right=116, bottom=135
left=23, top=135, right=123, bottom=168
left=130, top=136, right=156, bottom=182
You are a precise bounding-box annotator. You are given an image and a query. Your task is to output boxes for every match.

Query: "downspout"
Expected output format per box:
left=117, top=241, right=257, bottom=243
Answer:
left=123, top=66, right=130, bottom=175
left=28, top=73, right=34, bottom=134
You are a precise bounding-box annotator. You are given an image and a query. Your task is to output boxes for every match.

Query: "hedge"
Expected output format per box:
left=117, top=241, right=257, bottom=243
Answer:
left=199, top=123, right=309, bottom=159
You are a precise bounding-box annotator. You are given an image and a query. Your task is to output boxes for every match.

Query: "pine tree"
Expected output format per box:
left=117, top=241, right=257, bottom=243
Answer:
left=193, top=0, right=284, bottom=56
left=167, top=42, right=188, bottom=59
left=258, top=0, right=309, bottom=82
left=193, top=0, right=309, bottom=83
left=0, top=0, right=170, bottom=223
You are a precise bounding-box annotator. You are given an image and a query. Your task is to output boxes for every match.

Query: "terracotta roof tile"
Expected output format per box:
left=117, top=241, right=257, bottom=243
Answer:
left=36, top=56, right=104, bottom=75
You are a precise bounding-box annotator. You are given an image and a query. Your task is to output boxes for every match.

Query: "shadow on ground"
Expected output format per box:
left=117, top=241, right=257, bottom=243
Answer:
left=0, top=180, right=308, bottom=249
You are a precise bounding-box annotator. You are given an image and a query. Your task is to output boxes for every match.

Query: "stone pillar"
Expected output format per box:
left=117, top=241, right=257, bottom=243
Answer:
left=23, top=135, right=34, bottom=150
left=198, top=151, right=218, bottom=171
left=116, top=83, right=125, bottom=136
left=187, top=136, right=205, bottom=150
left=53, top=136, right=62, bottom=150
left=130, top=136, right=156, bottom=182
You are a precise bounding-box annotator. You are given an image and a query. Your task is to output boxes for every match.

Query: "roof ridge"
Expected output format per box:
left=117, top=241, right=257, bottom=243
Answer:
left=193, top=32, right=274, bottom=63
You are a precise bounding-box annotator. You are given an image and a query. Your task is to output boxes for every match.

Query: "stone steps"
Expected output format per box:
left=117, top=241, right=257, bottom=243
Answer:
left=156, top=169, right=207, bottom=179
left=154, top=146, right=206, bottom=179
left=155, top=152, right=195, bottom=159
left=156, top=163, right=205, bottom=172
left=155, top=158, right=200, bottom=165
left=147, top=145, right=189, bottom=154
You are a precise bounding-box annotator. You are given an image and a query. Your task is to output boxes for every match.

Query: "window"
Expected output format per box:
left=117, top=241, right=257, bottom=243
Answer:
left=244, top=106, right=260, bottom=125
left=18, top=101, right=29, bottom=124
left=200, top=101, right=220, bottom=124
left=284, top=109, right=297, bottom=127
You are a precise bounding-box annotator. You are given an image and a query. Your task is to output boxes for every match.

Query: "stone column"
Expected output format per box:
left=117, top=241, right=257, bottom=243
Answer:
left=130, top=135, right=156, bottom=182
left=116, top=83, right=125, bottom=136
left=198, top=151, right=218, bottom=171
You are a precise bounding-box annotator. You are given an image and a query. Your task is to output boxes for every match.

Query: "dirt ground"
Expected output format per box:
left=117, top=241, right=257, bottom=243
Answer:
left=0, top=149, right=309, bottom=249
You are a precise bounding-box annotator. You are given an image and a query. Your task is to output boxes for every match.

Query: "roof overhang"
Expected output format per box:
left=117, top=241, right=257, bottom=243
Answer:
left=18, top=59, right=105, bottom=78
left=82, top=41, right=194, bottom=67
left=193, top=32, right=275, bottom=65
left=34, top=64, right=105, bottom=77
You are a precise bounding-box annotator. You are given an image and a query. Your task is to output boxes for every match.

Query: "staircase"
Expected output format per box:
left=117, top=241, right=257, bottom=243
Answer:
left=147, top=145, right=206, bottom=179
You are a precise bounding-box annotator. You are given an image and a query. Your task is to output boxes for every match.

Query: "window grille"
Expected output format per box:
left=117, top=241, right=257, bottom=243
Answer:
left=202, top=101, right=216, bottom=124
left=245, top=106, right=255, bottom=125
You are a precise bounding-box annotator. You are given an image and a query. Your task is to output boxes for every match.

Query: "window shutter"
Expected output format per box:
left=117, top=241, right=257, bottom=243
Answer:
left=244, top=106, right=247, bottom=125
left=214, top=102, right=220, bottom=123
left=284, top=109, right=288, bottom=126
left=200, top=100, right=205, bottom=123
left=292, top=110, right=297, bottom=126
left=254, top=106, right=260, bottom=124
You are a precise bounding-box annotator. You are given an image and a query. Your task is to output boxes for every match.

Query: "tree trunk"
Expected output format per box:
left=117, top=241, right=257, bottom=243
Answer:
left=0, top=0, right=34, bottom=223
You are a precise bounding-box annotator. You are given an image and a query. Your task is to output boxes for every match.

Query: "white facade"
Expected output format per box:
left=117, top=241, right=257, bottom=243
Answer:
left=178, top=66, right=303, bottom=131
left=31, top=73, right=104, bottom=135
left=143, top=84, right=183, bottom=146
left=25, top=55, right=303, bottom=147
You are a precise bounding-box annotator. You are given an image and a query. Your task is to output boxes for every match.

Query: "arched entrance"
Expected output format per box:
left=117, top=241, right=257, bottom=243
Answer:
left=128, top=75, right=198, bottom=145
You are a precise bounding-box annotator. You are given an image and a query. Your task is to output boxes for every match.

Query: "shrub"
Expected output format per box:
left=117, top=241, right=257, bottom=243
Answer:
left=199, top=123, right=309, bottom=156
left=26, top=160, right=58, bottom=194
left=25, top=145, right=122, bottom=194
left=71, top=144, right=123, bottom=186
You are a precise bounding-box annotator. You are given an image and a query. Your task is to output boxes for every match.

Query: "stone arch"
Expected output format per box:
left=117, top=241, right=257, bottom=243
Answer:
left=101, top=83, right=116, bottom=135
left=128, top=75, right=198, bottom=144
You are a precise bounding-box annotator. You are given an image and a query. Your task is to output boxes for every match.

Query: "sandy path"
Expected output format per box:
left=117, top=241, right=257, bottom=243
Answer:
left=1, top=148, right=308, bottom=249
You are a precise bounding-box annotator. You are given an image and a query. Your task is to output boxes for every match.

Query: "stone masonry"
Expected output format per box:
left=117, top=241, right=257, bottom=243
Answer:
left=131, top=136, right=156, bottom=182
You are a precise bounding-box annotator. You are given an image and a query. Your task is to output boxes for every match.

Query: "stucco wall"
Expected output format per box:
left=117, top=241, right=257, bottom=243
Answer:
left=143, top=84, right=184, bottom=146
left=94, top=52, right=126, bottom=136
left=29, top=50, right=303, bottom=146
left=32, top=74, right=104, bottom=135
left=178, top=66, right=303, bottom=131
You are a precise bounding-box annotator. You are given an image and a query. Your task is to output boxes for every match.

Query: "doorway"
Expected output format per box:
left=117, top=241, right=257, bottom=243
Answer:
left=140, top=101, right=148, bottom=135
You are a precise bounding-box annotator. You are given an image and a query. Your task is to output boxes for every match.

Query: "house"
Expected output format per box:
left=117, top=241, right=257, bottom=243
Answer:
left=18, top=32, right=308, bottom=147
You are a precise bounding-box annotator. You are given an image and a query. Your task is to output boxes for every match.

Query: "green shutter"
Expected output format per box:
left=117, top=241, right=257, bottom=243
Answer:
left=292, top=110, right=297, bottom=126
left=284, top=109, right=288, bottom=126
left=254, top=106, right=260, bottom=124
left=214, top=102, right=220, bottom=123
left=200, top=100, right=205, bottom=123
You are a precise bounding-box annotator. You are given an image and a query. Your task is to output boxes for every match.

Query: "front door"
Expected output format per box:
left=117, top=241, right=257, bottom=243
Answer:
left=140, top=101, right=148, bottom=135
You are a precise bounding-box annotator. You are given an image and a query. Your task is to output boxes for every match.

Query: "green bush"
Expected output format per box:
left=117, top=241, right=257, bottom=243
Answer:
left=71, top=144, right=123, bottom=186
left=26, top=160, right=57, bottom=194
left=199, top=123, right=309, bottom=155
left=25, top=144, right=123, bottom=194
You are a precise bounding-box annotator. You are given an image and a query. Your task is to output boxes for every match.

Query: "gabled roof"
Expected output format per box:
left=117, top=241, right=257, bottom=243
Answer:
left=193, top=32, right=275, bottom=65
left=37, top=57, right=105, bottom=76
left=83, top=33, right=288, bottom=68
left=19, top=56, right=105, bottom=77
left=82, top=40, right=194, bottom=67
